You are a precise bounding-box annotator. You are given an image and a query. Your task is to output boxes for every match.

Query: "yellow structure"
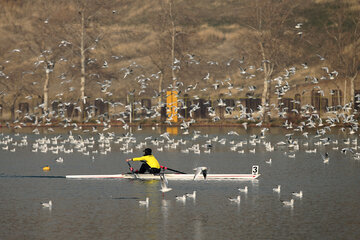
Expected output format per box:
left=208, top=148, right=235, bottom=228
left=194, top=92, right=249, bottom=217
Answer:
left=166, top=91, right=178, bottom=123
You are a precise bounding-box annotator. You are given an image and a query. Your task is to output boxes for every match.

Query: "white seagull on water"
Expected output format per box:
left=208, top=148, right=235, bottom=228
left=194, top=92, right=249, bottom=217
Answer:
left=273, top=185, right=281, bottom=193
left=228, top=195, right=241, bottom=203
left=41, top=200, right=52, bottom=209
left=281, top=199, right=294, bottom=207
left=238, top=186, right=248, bottom=193
left=292, top=190, right=303, bottom=198
left=185, top=191, right=196, bottom=199
left=175, top=195, right=186, bottom=201
left=139, top=197, right=149, bottom=207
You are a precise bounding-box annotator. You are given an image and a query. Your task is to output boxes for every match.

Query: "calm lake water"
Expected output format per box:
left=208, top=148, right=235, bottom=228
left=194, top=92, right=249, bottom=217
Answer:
left=0, top=127, right=360, bottom=240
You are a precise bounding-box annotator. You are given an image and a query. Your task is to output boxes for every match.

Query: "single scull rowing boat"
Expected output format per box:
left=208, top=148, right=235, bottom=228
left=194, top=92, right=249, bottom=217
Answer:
left=66, top=165, right=260, bottom=180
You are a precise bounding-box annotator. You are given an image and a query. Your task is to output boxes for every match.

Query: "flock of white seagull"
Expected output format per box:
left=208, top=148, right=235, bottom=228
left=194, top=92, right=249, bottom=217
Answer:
left=2, top=46, right=360, bottom=211
left=1, top=115, right=359, bottom=210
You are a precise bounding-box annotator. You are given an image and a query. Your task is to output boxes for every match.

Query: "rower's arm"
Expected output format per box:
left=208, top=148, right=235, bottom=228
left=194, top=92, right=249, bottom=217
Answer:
left=132, top=156, right=147, bottom=162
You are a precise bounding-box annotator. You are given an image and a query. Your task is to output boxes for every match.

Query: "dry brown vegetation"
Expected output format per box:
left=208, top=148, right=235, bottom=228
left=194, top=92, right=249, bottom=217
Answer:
left=0, top=0, right=359, bottom=121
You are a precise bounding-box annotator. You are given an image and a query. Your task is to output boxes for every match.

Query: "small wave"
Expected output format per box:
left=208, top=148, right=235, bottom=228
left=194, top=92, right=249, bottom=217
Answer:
left=112, top=197, right=140, bottom=200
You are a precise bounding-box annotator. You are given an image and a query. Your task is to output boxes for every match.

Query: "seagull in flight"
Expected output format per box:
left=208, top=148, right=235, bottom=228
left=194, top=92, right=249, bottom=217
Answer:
left=203, top=72, right=210, bottom=81
left=316, top=54, right=325, bottom=61
left=295, top=23, right=302, bottom=29
left=193, top=167, right=207, bottom=180
left=321, top=66, right=329, bottom=73
left=321, top=152, right=329, bottom=164
left=159, top=174, right=172, bottom=193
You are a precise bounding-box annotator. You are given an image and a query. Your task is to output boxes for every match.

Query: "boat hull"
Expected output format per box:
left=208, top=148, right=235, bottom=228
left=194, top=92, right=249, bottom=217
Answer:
left=66, top=173, right=260, bottom=180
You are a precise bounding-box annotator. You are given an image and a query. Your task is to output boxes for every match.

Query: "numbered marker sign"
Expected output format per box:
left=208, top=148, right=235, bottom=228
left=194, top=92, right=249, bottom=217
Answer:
left=252, top=165, right=259, bottom=175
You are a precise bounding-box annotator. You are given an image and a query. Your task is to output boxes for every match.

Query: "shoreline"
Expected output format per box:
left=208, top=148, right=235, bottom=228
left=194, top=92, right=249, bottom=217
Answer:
left=0, top=121, right=353, bottom=128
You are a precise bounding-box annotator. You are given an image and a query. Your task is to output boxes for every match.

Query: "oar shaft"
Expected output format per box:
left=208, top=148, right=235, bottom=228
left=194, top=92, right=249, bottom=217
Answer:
left=161, top=166, right=186, bottom=174
left=126, top=161, right=137, bottom=179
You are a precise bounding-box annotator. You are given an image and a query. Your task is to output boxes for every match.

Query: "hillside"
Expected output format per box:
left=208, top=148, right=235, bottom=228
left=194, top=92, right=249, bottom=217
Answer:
left=0, top=0, right=359, bottom=121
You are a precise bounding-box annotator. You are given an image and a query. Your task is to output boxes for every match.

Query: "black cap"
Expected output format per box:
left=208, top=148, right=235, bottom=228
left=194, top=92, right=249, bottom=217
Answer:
left=143, top=148, right=152, bottom=155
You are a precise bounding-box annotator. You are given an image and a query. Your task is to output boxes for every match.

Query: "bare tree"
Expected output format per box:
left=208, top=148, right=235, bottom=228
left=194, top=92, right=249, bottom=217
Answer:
left=322, top=1, right=360, bottom=107
left=239, top=0, right=300, bottom=122
left=0, top=2, right=42, bottom=121
left=149, top=0, right=195, bottom=106
left=55, top=0, right=109, bottom=120
left=148, top=2, right=170, bottom=106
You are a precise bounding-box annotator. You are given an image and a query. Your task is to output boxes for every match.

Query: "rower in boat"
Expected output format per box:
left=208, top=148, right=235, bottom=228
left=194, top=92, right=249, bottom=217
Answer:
left=126, top=148, right=161, bottom=174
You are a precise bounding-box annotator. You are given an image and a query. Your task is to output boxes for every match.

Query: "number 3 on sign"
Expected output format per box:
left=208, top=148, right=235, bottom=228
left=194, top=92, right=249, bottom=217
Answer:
left=252, top=165, right=259, bottom=175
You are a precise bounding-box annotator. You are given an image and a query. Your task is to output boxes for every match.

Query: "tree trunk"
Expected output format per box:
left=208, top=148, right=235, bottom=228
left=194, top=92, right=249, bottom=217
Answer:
left=43, top=68, right=49, bottom=121
left=10, top=94, right=19, bottom=122
left=261, top=72, right=272, bottom=123
left=80, top=10, right=86, bottom=122
left=344, top=78, right=347, bottom=105
left=10, top=105, right=15, bottom=122
left=169, top=0, right=176, bottom=88
left=127, top=94, right=133, bottom=123
left=350, top=72, right=357, bottom=109
left=259, top=42, right=273, bottom=123
left=168, top=0, right=177, bottom=123
left=158, top=72, right=164, bottom=106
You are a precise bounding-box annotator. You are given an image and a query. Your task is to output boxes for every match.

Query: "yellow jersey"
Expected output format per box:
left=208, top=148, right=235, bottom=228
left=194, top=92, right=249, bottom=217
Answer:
left=132, top=155, right=160, bottom=169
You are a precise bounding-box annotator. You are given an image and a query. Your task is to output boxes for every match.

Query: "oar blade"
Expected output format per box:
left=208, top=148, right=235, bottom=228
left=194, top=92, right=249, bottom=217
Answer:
left=127, top=161, right=138, bottom=179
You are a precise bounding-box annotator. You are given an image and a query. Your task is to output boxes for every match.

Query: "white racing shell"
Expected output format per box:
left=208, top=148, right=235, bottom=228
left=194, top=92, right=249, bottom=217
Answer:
left=66, top=165, right=260, bottom=181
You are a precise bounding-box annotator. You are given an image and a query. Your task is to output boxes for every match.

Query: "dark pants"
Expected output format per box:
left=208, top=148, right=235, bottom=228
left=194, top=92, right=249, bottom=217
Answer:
left=139, top=163, right=161, bottom=174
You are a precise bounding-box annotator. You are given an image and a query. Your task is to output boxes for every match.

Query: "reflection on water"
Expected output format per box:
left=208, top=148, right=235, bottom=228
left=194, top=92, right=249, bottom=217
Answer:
left=194, top=219, right=203, bottom=240
left=166, top=127, right=178, bottom=135
left=161, top=199, right=170, bottom=230
left=0, top=128, right=360, bottom=239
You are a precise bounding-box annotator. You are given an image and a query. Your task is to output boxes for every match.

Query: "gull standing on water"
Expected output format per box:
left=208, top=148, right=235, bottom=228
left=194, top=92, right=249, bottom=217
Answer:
left=175, top=195, right=187, bottom=202
left=185, top=191, right=196, bottom=199
left=292, top=190, right=303, bottom=198
left=238, top=186, right=248, bottom=193
left=273, top=185, right=281, bottom=193
left=228, top=195, right=241, bottom=204
left=281, top=199, right=294, bottom=207
left=41, top=200, right=52, bottom=209
left=139, top=197, right=149, bottom=207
